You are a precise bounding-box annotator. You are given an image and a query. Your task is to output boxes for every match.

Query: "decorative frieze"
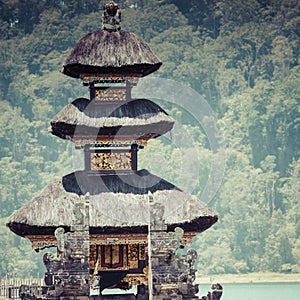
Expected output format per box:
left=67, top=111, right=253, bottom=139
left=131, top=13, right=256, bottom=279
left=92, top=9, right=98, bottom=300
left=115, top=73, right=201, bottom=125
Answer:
left=28, top=232, right=194, bottom=252
left=73, top=137, right=148, bottom=149
left=27, top=235, right=58, bottom=251
left=94, top=87, right=127, bottom=101
left=80, top=74, right=139, bottom=85
left=90, top=233, right=147, bottom=245
left=90, top=152, right=132, bottom=170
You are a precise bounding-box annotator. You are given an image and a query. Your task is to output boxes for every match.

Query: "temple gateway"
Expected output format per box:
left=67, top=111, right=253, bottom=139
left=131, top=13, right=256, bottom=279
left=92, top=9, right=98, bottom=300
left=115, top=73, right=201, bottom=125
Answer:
left=7, top=2, right=222, bottom=300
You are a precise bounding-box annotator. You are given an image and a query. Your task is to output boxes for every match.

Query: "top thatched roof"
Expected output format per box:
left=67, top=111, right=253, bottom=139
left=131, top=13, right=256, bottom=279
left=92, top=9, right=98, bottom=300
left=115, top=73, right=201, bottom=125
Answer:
left=7, top=169, right=218, bottom=237
left=61, top=30, right=162, bottom=78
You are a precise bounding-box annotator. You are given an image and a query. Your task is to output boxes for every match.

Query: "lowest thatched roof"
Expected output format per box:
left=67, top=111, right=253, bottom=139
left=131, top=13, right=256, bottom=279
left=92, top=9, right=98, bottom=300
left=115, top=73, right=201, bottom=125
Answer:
left=7, top=169, right=218, bottom=237
left=61, top=30, right=162, bottom=78
left=50, top=98, right=174, bottom=140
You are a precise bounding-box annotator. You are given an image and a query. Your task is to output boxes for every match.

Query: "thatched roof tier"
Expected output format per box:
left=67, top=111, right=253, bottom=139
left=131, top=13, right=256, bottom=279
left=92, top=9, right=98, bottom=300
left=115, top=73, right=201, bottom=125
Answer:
left=50, top=98, right=174, bottom=140
left=7, top=170, right=218, bottom=237
left=62, top=169, right=179, bottom=195
left=61, top=30, right=162, bottom=78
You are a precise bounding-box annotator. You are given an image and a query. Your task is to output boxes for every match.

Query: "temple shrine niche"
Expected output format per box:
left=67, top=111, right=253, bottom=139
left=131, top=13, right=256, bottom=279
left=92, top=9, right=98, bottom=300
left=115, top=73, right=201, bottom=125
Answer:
left=6, top=2, right=221, bottom=299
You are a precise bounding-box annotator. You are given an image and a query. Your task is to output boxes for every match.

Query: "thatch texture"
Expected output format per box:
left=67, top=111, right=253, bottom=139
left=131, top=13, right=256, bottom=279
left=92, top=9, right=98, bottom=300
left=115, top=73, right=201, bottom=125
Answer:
left=50, top=98, right=174, bottom=140
left=61, top=30, right=162, bottom=78
left=62, top=169, right=179, bottom=195
left=7, top=170, right=218, bottom=237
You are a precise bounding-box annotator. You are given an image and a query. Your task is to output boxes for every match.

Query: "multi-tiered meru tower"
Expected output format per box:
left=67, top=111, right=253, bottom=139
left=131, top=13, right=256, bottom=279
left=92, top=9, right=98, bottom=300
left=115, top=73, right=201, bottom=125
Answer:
left=7, top=2, right=220, bottom=299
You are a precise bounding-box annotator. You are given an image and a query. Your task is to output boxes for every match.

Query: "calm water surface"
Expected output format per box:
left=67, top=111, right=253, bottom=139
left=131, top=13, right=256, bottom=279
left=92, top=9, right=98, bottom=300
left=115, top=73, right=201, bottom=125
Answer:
left=198, top=282, right=300, bottom=300
left=102, top=282, right=300, bottom=299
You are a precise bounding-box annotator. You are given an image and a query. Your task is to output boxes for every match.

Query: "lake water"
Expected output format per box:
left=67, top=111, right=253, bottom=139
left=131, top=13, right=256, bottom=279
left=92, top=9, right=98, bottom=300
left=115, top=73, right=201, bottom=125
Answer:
left=102, top=282, right=300, bottom=299
left=197, top=282, right=300, bottom=300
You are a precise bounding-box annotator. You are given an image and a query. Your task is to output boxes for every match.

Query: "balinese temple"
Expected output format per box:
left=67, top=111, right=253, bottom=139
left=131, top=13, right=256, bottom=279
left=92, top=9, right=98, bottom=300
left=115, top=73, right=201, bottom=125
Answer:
left=7, top=2, right=222, bottom=300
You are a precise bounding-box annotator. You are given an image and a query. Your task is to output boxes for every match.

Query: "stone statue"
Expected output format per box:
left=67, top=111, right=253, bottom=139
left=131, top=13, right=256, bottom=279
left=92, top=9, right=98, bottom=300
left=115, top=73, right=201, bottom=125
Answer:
left=201, top=283, right=223, bottom=300
left=42, top=227, right=66, bottom=274
left=174, top=227, right=184, bottom=247
left=54, top=227, right=65, bottom=257
left=102, top=1, right=121, bottom=31
left=43, top=252, right=63, bottom=273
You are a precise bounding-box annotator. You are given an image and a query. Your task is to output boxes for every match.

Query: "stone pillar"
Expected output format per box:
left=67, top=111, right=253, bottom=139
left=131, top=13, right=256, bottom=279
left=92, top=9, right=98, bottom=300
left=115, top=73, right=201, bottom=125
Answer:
left=148, top=200, right=200, bottom=300
left=42, top=197, right=90, bottom=300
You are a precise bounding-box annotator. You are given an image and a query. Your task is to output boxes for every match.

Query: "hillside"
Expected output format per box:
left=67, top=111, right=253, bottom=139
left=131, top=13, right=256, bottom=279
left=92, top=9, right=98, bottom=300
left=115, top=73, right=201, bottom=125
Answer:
left=0, top=0, right=299, bottom=278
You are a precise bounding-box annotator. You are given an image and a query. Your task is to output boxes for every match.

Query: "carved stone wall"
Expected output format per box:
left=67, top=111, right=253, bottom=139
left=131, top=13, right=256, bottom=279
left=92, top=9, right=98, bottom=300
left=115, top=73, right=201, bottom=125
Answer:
left=149, top=200, right=200, bottom=300
left=20, top=200, right=90, bottom=300
left=150, top=230, right=199, bottom=299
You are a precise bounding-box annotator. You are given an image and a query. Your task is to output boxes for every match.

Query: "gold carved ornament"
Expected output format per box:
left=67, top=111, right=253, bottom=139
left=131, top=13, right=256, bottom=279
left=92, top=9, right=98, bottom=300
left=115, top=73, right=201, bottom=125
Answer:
left=128, top=244, right=139, bottom=269
left=90, top=244, right=129, bottom=271
left=80, top=74, right=140, bottom=85
left=90, top=152, right=132, bottom=170
left=121, top=266, right=148, bottom=286
left=95, top=88, right=126, bottom=101
left=73, top=136, right=149, bottom=149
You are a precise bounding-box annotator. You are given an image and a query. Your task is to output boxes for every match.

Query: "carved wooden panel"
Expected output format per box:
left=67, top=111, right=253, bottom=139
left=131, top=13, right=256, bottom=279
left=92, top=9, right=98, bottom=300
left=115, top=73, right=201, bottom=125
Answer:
left=28, top=235, right=57, bottom=251
left=89, top=243, right=148, bottom=272
left=95, top=88, right=126, bottom=101
left=121, top=266, right=148, bottom=286
left=90, top=244, right=98, bottom=269
left=90, top=152, right=132, bottom=170
left=121, top=274, right=148, bottom=286
left=97, top=245, right=128, bottom=271
left=139, top=244, right=146, bottom=261
left=128, top=244, right=139, bottom=269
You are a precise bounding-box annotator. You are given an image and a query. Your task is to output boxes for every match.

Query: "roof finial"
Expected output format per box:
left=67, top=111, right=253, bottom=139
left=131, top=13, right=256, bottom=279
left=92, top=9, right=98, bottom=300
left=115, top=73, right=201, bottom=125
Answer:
left=102, top=1, right=121, bottom=32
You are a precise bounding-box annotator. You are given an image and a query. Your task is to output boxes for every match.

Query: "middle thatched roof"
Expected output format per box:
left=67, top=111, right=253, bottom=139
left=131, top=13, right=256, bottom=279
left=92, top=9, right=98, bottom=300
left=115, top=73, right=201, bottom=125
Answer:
left=50, top=98, right=174, bottom=140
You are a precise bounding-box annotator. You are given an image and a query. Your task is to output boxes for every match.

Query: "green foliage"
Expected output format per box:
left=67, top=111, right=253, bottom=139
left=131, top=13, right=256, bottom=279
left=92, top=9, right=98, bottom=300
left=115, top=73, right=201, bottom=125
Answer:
left=0, top=0, right=299, bottom=278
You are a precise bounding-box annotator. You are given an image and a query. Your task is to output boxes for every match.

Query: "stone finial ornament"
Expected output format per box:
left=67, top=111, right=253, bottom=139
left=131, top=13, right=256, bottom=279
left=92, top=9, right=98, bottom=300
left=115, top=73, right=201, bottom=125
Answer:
left=102, top=1, right=121, bottom=31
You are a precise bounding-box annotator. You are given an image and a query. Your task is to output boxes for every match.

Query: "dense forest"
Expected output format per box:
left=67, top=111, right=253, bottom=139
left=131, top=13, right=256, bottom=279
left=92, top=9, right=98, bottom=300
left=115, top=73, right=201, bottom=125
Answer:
left=0, top=0, right=299, bottom=278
